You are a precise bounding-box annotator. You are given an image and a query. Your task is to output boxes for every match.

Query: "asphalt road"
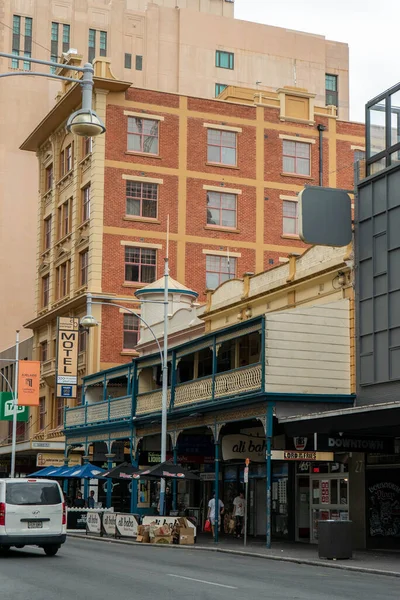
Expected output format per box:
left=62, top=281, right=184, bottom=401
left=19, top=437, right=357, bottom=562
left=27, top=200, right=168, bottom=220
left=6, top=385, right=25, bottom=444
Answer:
left=0, top=538, right=399, bottom=600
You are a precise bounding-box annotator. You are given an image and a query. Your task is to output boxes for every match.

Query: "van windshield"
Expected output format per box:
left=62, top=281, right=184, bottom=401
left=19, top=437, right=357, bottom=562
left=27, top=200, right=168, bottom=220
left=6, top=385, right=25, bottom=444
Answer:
left=6, top=482, right=62, bottom=506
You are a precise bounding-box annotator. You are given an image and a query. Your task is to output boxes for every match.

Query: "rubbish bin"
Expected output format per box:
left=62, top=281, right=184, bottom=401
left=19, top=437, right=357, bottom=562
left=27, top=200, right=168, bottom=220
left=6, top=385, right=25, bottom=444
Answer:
left=318, top=520, right=352, bottom=559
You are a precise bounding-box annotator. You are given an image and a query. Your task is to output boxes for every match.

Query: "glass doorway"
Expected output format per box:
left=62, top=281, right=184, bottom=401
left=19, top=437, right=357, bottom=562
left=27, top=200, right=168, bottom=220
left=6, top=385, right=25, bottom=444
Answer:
left=310, top=475, right=349, bottom=543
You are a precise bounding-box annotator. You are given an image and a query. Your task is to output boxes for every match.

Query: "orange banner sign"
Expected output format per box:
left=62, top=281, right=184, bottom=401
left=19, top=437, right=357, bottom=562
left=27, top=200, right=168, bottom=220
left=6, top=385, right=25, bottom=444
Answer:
left=18, top=360, right=40, bottom=406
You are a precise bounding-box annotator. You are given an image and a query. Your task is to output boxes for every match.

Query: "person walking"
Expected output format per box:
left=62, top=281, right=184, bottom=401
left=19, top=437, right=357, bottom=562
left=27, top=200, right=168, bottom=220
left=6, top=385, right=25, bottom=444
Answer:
left=87, top=490, right=95, bottom=509
left=207, top=492, right=224, bottom=538
left=233, top=491, right=245, bottom=538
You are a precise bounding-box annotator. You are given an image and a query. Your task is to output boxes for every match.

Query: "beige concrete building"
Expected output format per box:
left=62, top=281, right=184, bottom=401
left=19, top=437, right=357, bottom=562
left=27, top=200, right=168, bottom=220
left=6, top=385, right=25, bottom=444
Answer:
left=0, top=0, right=349, bottom=353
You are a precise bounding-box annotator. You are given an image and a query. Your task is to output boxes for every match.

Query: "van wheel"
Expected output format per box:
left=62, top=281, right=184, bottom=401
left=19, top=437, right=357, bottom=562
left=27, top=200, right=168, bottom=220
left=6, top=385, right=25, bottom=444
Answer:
left=0, top=545, right=10, bottom=553
left=43, top=545, right=59, bottom=557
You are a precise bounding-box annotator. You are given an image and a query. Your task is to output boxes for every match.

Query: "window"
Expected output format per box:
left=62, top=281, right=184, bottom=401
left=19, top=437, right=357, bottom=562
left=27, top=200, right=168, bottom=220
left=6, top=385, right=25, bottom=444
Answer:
left=99, top=31, right=107, bottom=56
left=207, top=129, right=237, bottom=166
left=23, top=17, right=32, bottom=70
left=80, top=249, right=89, bottom=286
left=126, top=181, right=158, bottom=219
left=60, top=143, right=73, bottom=177
left=39, top=397, right=46, bottom=430
left=42, top=274, right=50, bottom=307
left=82, top=185, right=90, bottom=221
left=124, top=53, right=132, bottom=69
left=282, top=140, right=311, bottom=176
left=125, top=247, right=156, bottom=283
left=44, top=216, right=52, bottom=250
left=56, top=397, right=65, bottom=427
left=45, top=164, right=53, bottom=191
left=58, top=198, right=72, bottom=239
left=123, top=314, right=140, bottom=349
left=127, top=117, right=159, bottom=154
left=11, top=15, right=21, bottom=68
left=282, top=200, right=299, bottom=235
left=83, top=136, right=92, bottom=156
left=216, top=50, right=234, bottom=70
left=88, top=28, right=96, bottom=62
left=50, top=23, right=70, bottom=71
left=78, top=330, right=87, bottom=353
left=62, top=24, right=70, bottom=53
left=206, top=191, right=236, bottom=228
left=55, top=261, right=70, bottom=299
left=206, top=255, right=236, bottom=289
left=215, top=83, right=227, bottom=97
left=136, top=55, right=143, bottom=71
left=40, top=341, right=48, bottom=363
left=325, top=74, right=338, bottom=108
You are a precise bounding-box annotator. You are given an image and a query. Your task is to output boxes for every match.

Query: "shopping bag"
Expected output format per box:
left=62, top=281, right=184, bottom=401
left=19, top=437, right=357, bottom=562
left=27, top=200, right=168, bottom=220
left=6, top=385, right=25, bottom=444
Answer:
left=204, top=519, right=211, bottom=532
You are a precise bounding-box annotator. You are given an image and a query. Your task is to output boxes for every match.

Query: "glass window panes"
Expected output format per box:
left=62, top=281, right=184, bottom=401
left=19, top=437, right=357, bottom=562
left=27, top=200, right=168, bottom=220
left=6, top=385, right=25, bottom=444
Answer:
left=136, top=55, right=143, bottom=71
left=124, top=53, right=132, bottom=69
left=215, top=83, right=227, bottom=97
left=127, top=117, right=159, bottom=154
left=283, top=140, right=310, bottom=175
left=123, top=314, right=140, bottom=349
left=339, top=478, right=348, bottom=504
left=207, top=191, right=236, bottom=228
left=390, top=90, right=400, bottom=147
left=283, top=200, right=298, bottom=235
left=62, top=24, right=70, bottom=52
left=216, top=50, right=234, bottom=70
left=325, top=74, right=338, bottom=107
left=126, top=181, right=157, bottom=219
left=206, top=255, right=236, bottom=289
left=369, top=99, right=386, bottom=157
left=99, top=31, right=107, bottom=56
left=125, top=247, right=156, bottom=283
left=207, top=129, right=237, bottom=165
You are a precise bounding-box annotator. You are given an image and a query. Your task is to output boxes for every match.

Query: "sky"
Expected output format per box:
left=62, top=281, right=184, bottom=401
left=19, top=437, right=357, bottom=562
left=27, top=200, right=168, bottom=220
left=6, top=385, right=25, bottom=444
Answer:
left=234, top=0, right=399, bottom=123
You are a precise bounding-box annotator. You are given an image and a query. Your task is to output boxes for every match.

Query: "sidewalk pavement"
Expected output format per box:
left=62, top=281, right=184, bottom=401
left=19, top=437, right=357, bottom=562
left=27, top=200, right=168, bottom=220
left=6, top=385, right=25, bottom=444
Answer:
left=68, top=531, right=400, bottom=577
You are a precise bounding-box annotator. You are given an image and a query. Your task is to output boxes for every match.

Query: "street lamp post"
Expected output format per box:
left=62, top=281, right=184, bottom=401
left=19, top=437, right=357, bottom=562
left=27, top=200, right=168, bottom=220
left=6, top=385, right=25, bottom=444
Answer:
left=80, top=257, right=170, bottom=513
left=0, top=51, right=106, bottom=479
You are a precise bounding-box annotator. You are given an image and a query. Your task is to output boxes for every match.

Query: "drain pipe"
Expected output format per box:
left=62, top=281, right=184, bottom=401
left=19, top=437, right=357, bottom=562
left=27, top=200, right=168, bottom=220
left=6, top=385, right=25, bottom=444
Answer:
left=317, top=124, right=326, bottom=187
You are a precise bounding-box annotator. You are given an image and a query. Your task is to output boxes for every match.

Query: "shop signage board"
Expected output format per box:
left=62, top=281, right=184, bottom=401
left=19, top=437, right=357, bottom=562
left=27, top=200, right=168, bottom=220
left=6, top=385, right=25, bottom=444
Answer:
left=36, top=453, right=81, bottom=468
left=272, top=451, right=334, bottom=461
left=86, top=512, right=102, bottom=535
left=115, top=514, right=139, bottom=538
left=319, top=435, right=394, bottom=454
left=142, top=516, right=196, bottom=536
left=321, top=480, right=330, bottom=504
left=0, top=392, right=29, bottom=421
left=222, top=435, right=266, bottom=462
left=56, top=317, right=79, bottom=399
left=18, top=361, right=40, bottom=406
left=102, top=512, right=117, bottom=536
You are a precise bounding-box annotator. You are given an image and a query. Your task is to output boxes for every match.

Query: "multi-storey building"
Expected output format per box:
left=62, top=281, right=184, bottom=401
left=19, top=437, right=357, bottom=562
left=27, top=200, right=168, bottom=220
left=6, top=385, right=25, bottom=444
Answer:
left=3, top=56, right=363, bottom=470
left=0, top=0, right=350, bottom=351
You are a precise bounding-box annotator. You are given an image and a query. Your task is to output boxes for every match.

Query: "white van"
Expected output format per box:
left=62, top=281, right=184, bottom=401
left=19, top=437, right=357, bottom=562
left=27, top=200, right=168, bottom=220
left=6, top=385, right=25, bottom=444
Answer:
left=0, top=478, right=67, bottom=556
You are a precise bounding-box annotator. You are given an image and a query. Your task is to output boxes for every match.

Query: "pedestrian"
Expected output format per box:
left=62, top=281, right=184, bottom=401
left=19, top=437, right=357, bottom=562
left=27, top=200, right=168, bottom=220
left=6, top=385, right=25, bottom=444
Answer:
left=207, top=492, right=224, bottom=538
left=87, top=490, right=95, bottom=509
left=73, top=490, right=85, bottom=508
left=233, top=491, right=245, bottom=538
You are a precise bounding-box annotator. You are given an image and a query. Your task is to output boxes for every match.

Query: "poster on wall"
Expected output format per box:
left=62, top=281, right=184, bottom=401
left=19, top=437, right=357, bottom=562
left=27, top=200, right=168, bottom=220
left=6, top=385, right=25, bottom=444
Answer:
left=368, top=481, right=400, bottom=538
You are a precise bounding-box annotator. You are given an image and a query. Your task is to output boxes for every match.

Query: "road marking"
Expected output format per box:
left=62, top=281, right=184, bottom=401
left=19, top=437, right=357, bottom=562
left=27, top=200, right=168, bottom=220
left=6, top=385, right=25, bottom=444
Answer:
left=168, top=574, right=238, bottom=589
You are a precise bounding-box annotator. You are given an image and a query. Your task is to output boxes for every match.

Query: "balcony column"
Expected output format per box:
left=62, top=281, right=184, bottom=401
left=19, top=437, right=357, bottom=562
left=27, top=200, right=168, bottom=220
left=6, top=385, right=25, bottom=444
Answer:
left=213, top=423, right=224, bottom=543
left=105, top=453, right=115, bottom=508
left=82, top=453, right=90, bottom=501
left=130, top=435, right=139, bottom=515
left=170, top=430, right=181, bottom=512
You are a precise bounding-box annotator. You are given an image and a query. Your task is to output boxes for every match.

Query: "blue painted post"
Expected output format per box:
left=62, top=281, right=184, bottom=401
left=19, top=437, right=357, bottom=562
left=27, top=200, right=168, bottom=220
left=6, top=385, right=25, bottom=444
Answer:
left=172, top=445, right=178, bottom=511
left=214, top=436, right=220, bottom=544
left=266, top=403, right=273, bottom=549
left=63, top=453, right=69, bottom=495
left=130, top=445, right=138, bottom=514
left=83, top=454, right=89, bottom=501
left=105, top=452, right=114, bottom=509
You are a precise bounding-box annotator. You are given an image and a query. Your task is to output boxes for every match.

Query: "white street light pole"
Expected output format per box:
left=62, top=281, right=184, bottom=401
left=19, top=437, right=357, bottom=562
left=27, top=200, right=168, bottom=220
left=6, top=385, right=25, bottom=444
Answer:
left=10, top=330, right=20, bottom=479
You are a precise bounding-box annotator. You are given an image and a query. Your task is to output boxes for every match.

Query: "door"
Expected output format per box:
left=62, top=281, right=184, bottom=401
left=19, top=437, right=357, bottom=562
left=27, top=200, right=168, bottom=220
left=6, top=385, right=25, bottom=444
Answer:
left=310, top=476, right=349, bottom=543
left=255, top=479, right=266, bottom=536
left=296, top=477, right=310, bottom=541
left=5, top=480, right=63, bottom=536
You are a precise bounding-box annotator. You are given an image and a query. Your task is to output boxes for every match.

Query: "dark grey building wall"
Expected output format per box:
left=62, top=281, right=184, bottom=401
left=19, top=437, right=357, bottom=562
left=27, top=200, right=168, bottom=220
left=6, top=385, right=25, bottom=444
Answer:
left=356, top=165, right=400, bottom=404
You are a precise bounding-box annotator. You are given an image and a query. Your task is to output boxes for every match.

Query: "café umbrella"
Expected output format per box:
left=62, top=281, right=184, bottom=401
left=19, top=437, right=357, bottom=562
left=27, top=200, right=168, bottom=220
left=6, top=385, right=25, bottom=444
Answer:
left=136, top=461, right=199, bottom=480
left=102, top=462, right=142, bottom=480
left=62, top=463, right=107, bottom=479
left=28, top=465, right=62, bottom=477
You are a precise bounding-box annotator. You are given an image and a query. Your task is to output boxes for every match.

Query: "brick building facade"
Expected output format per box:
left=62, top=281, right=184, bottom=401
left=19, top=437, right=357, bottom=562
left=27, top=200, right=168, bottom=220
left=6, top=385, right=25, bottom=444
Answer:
left=18, top=59, right=363, bottom=456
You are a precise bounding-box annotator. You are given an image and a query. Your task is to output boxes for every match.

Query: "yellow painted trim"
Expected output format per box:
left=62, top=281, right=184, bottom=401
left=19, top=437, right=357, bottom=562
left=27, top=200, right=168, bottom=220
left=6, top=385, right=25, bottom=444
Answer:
left=123, top=110, right=165, bottom=121
left=255, top=105, right=265, bottom=272
left=120, top=240, right=163, bottom=249
left=350, top=145, right=365, bottom=151
left=202, top=249, right=241, bottom=258
left=279, top=257, right=289, bottom=263
left=104, top=225, right=304, bottom=254
left=279, top=194, right=298, bottom=202
left=328, top=117, right=337, bottom=188
left=203, top=185, right=242, bottom=195
left=122, top=174, right=164, bottom=184
left=279, top=134, right=316, bottom=144
left=336, top=133, right=364, bottom=143
left=203, top=123, right=242, bottom=133
left=105, top=159, right=305, bottom=193
left=177, top=96, right=188, bottom=281
left=119, top=307, right=141, bottom=314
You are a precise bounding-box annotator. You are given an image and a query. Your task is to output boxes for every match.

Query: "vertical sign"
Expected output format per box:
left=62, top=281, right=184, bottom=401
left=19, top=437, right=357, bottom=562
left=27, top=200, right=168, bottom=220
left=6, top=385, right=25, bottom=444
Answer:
left=321, top=480, right=330, bottom=504
left=18, top=361, right=40, bottom=406
left=56, top=317, right=79, bottom=398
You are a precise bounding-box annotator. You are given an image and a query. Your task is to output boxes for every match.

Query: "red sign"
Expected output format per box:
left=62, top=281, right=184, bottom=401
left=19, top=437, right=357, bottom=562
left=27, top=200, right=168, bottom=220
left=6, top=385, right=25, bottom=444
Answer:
left=321, top=480, right=330, bottom=504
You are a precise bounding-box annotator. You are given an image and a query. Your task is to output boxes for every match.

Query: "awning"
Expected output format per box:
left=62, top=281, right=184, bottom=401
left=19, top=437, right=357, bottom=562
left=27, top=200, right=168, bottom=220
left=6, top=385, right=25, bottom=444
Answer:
left=279, top=401, right=400, bottom=436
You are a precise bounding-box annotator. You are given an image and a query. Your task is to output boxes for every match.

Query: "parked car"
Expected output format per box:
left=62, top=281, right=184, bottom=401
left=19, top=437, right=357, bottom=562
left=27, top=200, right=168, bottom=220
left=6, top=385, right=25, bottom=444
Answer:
left=0, top=478, right=67, bottom=556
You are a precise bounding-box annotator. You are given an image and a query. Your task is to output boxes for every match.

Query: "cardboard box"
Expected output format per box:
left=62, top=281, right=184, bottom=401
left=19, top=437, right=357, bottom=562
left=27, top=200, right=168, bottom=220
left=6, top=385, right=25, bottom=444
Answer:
left=153, top=535, right=173, bottom=544
left=179, top=528, right=195, bottom=545
left=137, top=532, right=150, bottom=543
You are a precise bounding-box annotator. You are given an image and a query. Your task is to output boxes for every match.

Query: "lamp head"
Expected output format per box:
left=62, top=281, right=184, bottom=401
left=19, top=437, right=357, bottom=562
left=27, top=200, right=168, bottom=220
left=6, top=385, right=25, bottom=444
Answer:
left=80, top=314, right=98, bottom=328
left=66, top=108, right=106, bottom=137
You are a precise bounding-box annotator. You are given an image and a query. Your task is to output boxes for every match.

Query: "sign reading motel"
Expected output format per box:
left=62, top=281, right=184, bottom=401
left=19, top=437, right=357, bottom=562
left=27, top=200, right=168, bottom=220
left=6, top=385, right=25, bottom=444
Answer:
left=56, top=317, right=79, bottom=399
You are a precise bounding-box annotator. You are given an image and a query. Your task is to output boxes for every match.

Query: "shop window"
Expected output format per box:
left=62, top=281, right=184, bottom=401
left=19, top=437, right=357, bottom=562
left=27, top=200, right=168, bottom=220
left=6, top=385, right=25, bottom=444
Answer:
left=216, top=339, right=235, bottom=373
left=177, top=354, right=194, bottom=383
left=238, top=332, right=261, bottom=366
left=198, top=347, right=213, bottom=378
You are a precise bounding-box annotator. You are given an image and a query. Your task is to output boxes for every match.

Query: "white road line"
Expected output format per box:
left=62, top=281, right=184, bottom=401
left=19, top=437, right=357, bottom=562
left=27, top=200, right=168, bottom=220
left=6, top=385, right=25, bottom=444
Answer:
left=168, top=574, right=238, bottom=589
